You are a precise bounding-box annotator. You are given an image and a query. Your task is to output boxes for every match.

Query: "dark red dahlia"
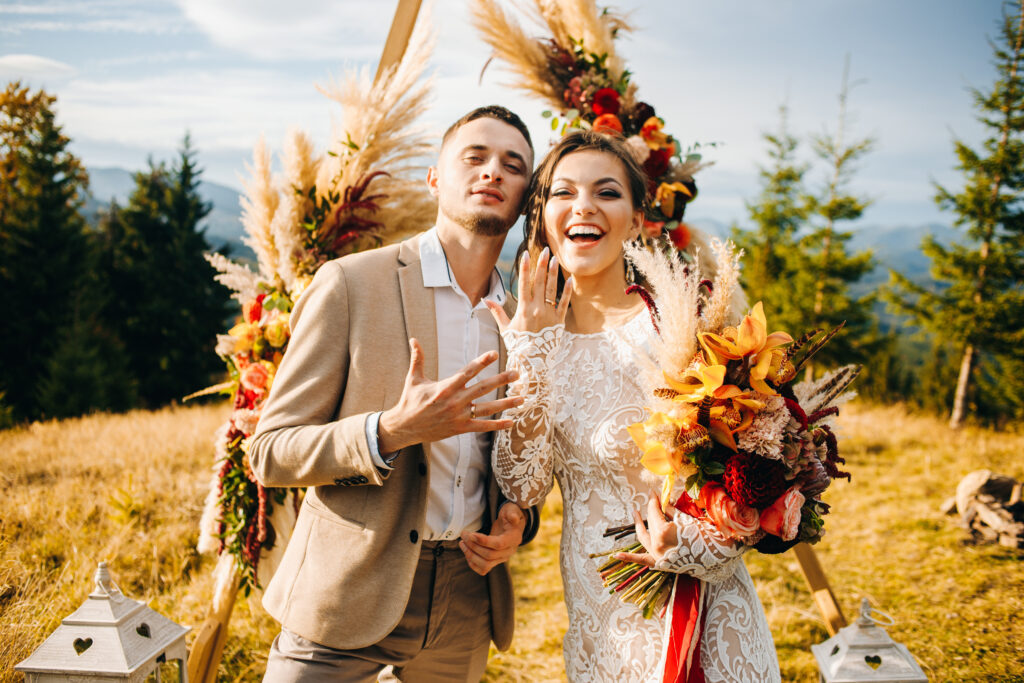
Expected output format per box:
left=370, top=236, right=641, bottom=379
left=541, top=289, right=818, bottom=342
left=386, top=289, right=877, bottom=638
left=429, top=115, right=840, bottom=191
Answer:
left=643, top=147, right=673, bottom=180
left=722, top=451, right=789, bottom=509
left=592, top=87, right=621, bottom=116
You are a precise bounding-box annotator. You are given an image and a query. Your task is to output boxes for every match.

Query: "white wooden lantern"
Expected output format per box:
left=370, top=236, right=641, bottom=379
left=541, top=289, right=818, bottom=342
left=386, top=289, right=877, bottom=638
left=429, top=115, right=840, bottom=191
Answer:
left=811, top=598, right=928, bottom=682
left=15, top=562, right=190, bottom=682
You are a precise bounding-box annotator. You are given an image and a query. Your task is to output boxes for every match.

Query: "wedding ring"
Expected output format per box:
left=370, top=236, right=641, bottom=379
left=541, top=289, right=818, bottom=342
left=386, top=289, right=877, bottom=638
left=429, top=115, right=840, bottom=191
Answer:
left=469, top=403, right=476, bottom=419
left=544, top=298, right=556, bottom=306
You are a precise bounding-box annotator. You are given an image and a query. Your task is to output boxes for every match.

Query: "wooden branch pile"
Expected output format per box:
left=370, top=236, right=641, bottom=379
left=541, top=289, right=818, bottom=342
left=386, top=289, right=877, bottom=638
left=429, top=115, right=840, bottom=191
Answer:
left=941, top=469, right=1024, bottom=548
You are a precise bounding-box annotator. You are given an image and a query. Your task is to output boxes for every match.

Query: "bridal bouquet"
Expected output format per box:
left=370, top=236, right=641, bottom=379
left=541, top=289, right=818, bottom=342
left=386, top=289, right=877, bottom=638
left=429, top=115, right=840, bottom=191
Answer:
left=595, top=240, right=859, bottom=617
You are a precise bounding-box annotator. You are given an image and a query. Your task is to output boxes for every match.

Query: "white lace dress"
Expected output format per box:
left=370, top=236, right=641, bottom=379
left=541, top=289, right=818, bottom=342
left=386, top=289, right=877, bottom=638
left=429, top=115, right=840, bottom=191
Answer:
left=494, top=314, right=780, bottom=682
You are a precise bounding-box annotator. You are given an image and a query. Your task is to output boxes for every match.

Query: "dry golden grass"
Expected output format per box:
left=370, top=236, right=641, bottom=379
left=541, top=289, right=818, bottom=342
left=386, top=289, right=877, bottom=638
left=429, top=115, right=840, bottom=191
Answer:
left=2, top=401, right=1022, bottom=681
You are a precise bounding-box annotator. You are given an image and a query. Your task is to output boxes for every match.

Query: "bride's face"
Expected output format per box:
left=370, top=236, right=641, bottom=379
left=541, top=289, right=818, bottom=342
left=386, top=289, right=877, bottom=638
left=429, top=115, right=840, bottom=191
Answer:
left=542, top=149, right=643, bottom=282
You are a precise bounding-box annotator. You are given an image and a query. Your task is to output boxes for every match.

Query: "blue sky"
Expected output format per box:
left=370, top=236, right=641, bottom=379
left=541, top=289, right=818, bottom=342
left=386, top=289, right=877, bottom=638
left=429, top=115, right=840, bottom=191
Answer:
left=0, top=0, right=1009, bottom=229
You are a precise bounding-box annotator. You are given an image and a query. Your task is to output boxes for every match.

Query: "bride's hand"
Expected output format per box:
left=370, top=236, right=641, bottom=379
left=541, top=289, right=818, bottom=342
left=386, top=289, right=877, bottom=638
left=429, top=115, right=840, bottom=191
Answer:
left=614, top=493, right=677, bottom=567
left=486, top=246, right=572, bottom=334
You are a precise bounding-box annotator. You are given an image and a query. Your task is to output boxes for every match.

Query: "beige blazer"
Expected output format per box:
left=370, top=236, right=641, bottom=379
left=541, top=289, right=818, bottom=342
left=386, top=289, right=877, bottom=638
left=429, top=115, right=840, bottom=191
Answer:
left=249, top=234, right=518, bottom=651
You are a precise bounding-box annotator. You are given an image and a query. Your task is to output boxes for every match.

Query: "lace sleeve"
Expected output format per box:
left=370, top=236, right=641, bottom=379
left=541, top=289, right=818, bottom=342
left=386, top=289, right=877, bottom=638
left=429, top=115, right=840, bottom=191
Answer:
left=492, top=325, right=564, bottom=508
left=654, top=509, right=747, bottom=583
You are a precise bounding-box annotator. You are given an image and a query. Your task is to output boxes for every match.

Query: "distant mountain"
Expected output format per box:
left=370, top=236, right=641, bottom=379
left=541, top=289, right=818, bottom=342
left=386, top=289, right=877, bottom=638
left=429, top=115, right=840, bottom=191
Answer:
left=83, top=167, right=253, bottom=260
left=686, top=215, right=959, bottom=294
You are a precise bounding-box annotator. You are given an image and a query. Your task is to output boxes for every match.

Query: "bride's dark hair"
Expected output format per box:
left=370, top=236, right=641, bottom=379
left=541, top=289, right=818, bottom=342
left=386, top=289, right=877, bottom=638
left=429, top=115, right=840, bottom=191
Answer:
left=514, top=130, right=650, bottom=293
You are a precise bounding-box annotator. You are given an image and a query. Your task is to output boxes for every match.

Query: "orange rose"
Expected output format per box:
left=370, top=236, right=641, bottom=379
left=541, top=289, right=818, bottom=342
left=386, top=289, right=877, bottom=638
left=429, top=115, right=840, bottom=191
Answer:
left=699, top=483, right=760, bottom=540
left=759, top=486, right=805, bottom=541
left=592, top=113, right=623, bottom=135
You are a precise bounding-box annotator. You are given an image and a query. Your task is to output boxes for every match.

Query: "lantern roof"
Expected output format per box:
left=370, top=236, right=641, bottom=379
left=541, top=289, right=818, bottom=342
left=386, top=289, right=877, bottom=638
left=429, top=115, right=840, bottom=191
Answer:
left=811, top=598, right=928, bottom=683
left=15, top=562, right=190, bottom=677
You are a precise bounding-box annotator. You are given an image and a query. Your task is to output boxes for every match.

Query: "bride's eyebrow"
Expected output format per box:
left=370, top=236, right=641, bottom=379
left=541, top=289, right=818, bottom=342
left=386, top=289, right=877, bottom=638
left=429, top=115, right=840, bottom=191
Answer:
left=552, top=176, right=623, bottom=186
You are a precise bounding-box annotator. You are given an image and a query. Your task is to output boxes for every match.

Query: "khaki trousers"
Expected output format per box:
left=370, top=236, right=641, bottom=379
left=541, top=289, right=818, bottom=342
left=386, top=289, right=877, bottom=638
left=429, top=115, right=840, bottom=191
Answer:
left=263, top=540, right=492, bottom=682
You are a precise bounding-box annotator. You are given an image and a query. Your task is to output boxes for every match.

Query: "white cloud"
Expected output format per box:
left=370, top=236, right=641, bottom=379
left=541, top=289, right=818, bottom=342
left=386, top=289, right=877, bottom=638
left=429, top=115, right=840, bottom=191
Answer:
left=0, top=53, right=76, bottom=79
left=174, top=0, right=393, bottom=61
left=58, top=68, right=334, bottom=153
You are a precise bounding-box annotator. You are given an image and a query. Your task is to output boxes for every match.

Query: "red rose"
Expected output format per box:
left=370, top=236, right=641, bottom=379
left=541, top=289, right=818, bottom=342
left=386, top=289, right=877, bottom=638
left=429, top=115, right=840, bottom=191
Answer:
left=642, top=147, right=672, bottom=180
left=592, top=113, right=623, bottom=135
left=699, top=483, right=760, bottom=540
left=243, top=294, right=266, bottom=324
left=722, top=450, right=789, bottom=509
left=668, top=223, right=691, bottom=250
left=759, top=486, right=805, bottom=541
left=591, top=87, right=621, bottom=116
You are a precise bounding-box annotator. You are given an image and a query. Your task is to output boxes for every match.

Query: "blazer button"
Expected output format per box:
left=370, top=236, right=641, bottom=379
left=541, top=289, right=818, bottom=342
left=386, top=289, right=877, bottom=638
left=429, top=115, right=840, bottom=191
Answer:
left=409, top=530, right=418, bottom=543
left=418, top=463, right=427, bottom=476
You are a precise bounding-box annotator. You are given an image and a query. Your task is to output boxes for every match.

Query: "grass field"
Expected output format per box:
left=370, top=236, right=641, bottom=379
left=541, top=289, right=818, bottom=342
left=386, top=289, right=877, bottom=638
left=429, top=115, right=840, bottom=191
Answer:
left=1, top=401, right=1021, bottom=682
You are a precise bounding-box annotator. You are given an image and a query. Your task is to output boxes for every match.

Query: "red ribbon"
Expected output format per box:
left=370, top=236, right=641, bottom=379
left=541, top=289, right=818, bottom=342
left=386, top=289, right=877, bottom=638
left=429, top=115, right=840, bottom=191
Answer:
left=662, top=495, right=706, bottom=683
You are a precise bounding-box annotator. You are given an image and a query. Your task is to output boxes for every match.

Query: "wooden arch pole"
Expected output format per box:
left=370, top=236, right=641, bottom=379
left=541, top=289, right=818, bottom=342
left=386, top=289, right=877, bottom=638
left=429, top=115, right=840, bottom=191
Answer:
left=185, top=2, right=424, bottom=681
left=794, top=543, right=847, bottom=636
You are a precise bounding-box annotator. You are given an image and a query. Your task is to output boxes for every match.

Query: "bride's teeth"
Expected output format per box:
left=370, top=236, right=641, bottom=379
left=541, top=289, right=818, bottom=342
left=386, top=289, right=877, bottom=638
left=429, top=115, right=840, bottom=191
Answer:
left=568, top=226, right=602, bottom=238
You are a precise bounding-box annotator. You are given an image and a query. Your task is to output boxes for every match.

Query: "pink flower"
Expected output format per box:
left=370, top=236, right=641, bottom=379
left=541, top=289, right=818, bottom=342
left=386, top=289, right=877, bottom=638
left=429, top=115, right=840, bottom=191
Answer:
left=240, top=362, right=270, bottom=392
left=759, top=486, right=805, bottom=541
left=699, top=483, right=760, bottom=540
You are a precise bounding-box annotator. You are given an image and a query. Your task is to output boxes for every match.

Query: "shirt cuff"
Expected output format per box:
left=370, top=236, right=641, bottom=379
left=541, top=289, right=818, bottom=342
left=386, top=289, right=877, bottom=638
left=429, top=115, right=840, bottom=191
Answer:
left=365, top=412, right=394, bottom=470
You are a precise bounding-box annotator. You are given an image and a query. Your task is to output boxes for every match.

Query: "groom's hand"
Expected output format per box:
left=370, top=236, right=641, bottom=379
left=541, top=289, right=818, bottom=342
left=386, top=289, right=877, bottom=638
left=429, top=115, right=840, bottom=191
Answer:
left=459, top=502, right=526, bottom=575
left=377, top=338, right=524, bottom=454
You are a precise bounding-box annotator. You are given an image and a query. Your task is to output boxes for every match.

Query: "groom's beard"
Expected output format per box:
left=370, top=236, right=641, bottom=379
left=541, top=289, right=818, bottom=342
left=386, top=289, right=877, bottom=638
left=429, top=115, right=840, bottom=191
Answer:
left=440, top=204, right=513, bottom=237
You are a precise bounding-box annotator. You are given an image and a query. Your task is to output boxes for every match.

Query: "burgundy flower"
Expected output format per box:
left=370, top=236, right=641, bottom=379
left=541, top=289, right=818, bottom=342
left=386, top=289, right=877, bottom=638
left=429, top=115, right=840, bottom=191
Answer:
left=592, top=87, right=621, bottom=116
left=626, top=101, right=656, bottom=132
left=642, top=147, right=673, bottom=180
left=722, top=451, right=789, bottom=509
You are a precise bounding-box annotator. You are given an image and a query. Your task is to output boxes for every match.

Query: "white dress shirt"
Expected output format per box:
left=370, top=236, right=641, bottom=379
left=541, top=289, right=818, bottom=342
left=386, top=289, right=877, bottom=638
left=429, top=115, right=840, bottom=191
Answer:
left=366, top=227, right=506, bottom=540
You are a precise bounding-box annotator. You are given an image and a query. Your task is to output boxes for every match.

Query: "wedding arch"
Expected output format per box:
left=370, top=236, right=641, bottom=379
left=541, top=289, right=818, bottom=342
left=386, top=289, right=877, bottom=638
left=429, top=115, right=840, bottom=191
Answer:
left=186, top=2, right=846, bottom=679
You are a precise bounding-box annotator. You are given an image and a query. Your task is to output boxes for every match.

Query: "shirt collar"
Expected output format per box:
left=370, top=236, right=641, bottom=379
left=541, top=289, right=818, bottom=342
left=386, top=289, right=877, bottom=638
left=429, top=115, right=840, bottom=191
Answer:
left=419, top=226, right=507, bottom=305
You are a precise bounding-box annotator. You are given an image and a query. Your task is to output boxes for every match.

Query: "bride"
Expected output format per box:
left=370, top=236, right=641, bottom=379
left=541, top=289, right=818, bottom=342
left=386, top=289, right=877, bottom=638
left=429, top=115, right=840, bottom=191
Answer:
left=486, top=130, right=781, bottom=682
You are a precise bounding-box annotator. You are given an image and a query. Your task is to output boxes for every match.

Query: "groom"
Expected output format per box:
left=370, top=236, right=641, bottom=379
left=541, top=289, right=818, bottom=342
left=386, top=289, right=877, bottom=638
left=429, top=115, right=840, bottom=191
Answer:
left=249, top=105, right=537, bottom=681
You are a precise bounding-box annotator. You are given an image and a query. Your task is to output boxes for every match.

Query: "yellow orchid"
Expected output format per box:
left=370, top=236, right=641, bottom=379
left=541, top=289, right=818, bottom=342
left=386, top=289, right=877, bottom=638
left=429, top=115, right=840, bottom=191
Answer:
left=628, top=411, right=701, bottom=506
left=698, top=302, right=793, bottom=395
left=664, top=363, right=727, bottom=403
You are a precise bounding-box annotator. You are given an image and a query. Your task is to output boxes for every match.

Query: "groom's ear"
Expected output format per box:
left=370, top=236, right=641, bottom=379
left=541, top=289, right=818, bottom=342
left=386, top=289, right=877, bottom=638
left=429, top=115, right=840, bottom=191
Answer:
left=426, top=166, right=440, bottom=198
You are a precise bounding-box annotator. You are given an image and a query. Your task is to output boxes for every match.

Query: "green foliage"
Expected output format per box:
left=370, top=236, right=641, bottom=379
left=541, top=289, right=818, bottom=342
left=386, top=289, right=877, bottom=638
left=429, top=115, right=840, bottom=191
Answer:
left=96, top=134, right=232, bottom=408
left=887, top=4, right=1024, bottom=424
left=732, top=105, right=813, bottom=334
left=0, top=81, right=132, bottom=421
left=732, top=99, right=879, bottom=372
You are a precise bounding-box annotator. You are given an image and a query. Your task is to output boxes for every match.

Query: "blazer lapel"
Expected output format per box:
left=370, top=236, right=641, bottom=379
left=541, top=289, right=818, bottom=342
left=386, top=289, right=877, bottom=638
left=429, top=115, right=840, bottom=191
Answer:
left=397, top=236, right=438, bottom=382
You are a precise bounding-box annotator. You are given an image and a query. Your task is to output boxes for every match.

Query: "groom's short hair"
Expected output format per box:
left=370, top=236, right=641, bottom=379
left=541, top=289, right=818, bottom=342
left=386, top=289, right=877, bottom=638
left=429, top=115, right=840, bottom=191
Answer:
left=441, top=105, right=533, bottom=154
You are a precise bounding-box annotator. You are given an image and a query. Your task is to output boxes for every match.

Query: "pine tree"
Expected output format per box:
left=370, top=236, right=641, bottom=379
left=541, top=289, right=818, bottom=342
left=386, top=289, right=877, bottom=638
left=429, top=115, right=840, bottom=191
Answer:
left=98, top=135, right=231, bottom=407
left=0, top=82, right=91, bottom=420
left=801, top=58, right=877, bottom=376
left=731, top=105, right=813, bottom=333
left=889, top=3, right=1024, bottom=428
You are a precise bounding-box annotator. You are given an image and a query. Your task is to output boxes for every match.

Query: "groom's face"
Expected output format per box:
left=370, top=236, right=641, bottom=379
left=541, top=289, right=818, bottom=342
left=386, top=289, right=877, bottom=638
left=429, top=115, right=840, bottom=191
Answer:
left=428, top=116, right=533, bottom=237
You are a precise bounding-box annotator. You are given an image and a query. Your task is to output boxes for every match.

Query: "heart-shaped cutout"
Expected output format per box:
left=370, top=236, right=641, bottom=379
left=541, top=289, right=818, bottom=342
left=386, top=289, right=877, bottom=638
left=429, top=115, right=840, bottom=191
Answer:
left=136, top=623, right=151, bottom=638
left=73, top=637, right=93, bottom=655
left=865, top=654, right=882, bottom=670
